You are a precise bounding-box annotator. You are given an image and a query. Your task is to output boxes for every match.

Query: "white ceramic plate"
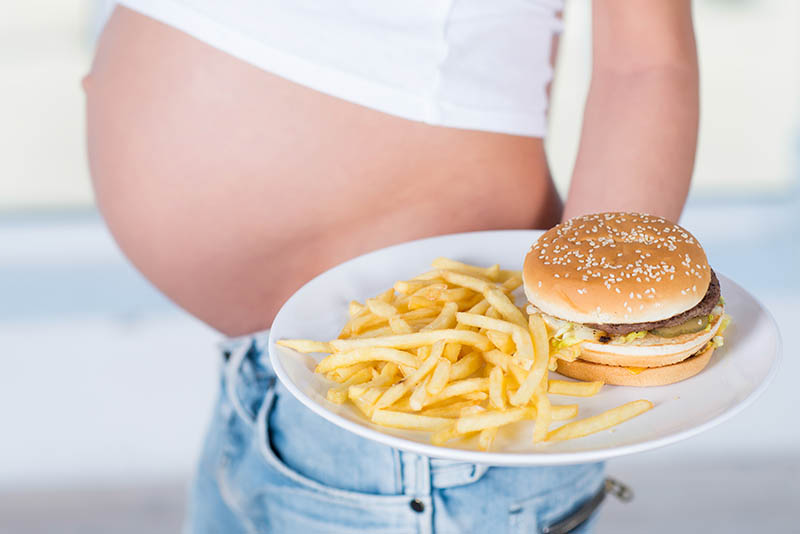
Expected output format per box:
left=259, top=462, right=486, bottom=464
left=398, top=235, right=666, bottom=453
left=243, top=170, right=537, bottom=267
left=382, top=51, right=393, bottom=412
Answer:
left=269, top=231, right=781, bottom=466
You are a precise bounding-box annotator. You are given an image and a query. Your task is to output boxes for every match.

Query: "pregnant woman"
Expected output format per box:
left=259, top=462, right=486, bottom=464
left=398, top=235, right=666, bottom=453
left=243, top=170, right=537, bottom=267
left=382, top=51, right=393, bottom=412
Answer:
left=84, top=1, right=698, bottom=532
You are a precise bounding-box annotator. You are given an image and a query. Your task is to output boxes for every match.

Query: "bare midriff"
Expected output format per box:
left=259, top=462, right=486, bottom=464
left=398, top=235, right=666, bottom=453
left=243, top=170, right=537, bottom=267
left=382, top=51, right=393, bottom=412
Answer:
left=85, top=7, right=562, bottom=336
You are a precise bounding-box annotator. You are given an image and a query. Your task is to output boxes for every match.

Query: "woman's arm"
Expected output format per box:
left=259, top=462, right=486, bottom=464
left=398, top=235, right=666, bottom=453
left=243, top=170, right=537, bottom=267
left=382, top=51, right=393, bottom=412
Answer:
left=562, top=0, right=699, bottom=223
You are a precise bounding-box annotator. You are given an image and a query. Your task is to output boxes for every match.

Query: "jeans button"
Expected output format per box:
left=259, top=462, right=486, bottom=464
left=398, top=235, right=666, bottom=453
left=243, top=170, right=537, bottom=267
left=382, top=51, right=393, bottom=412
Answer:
left=409, top=498, right=425, bottom=513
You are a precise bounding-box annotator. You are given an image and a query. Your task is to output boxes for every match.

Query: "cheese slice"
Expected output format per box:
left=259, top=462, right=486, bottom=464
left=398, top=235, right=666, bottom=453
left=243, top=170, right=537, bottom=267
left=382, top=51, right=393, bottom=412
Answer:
left=625, top=366, right=647, bottom=375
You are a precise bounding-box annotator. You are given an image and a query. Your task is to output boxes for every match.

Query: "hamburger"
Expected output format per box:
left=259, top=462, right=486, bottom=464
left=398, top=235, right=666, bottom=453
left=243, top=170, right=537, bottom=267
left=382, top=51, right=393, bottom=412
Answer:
left=523, top=212, right=730, bottom=387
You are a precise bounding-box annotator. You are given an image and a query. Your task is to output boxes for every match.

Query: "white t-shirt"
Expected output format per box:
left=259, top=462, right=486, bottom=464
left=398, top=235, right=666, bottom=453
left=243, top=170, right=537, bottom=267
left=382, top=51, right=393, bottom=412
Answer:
left=118, top=0, right=563, bottom=137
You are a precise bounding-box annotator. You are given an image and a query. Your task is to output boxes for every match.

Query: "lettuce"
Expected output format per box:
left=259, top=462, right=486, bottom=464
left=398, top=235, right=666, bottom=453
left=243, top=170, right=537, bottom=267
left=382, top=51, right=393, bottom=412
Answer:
left=550, top=334, right=585, bottom=351
left=620, top=331, right=648, bottom=344
left=717, top=314, right=731, bottom=335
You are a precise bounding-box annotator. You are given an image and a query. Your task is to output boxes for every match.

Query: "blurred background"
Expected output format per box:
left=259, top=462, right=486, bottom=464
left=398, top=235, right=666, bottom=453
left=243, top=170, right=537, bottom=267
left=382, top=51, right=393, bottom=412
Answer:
left=1, top=0, right=797, bottom=532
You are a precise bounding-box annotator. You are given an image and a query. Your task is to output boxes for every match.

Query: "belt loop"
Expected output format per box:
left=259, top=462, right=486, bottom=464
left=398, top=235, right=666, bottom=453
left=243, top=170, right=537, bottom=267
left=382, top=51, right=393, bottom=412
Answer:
left=224, top=339, right=256, bottom=426
left=398, top=451, right=432, bottom=496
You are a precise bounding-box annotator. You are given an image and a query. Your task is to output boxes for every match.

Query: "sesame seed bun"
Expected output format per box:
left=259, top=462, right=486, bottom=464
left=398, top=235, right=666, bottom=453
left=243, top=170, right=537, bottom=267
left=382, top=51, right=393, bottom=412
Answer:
left=556, top=345, right=715, bottom=387
left=523, top=212, right=711, bottom=325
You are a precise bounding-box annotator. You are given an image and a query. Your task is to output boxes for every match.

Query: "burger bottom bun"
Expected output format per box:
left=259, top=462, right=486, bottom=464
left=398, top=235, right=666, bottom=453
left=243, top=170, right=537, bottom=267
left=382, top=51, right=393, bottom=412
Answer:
left=556, top=345, right=715, bottom=387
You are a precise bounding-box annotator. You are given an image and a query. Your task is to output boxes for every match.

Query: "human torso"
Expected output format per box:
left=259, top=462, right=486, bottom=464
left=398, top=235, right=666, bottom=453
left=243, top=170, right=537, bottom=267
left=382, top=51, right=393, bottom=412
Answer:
left=85, top=5, right=562, bottom=335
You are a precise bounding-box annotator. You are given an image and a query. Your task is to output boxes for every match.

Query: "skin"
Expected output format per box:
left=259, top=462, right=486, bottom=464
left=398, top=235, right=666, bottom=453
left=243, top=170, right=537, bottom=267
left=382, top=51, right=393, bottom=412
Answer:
left=84, top=1, right=697, bottom=336
left=564, top=0, right=698, bottom=220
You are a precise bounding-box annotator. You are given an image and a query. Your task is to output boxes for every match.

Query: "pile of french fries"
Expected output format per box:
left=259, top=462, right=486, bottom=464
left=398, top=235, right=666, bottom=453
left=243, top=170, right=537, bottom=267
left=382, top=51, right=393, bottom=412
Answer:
left=278, top=258, right=652, bottom=451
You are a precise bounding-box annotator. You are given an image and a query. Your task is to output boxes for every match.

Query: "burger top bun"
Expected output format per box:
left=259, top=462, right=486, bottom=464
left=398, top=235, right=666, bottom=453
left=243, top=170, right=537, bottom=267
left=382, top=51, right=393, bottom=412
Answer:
left=523, top=212, right=711, bottom=325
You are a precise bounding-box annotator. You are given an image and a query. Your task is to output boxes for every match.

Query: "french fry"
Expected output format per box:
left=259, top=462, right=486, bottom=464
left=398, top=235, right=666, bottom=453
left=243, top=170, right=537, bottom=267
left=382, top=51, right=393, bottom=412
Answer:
left=409, top=376, right=430, bottom=411
left=467, top=299, right=490, bottom=315
left=389, top=316, right=414, bottom=334
left=326, top=367, right=374, bottom=404
left=442, top=342, right=461, bottom=362
left=348, top=300, right=365, bottom=317
left=351, top=395, right=376, bottom=418
left=455, top=312, right=534, bottom=364
left=431, top=423, right=462, bottom=445
left=486, top=307, right=502, bottom=319
left=437, top=270, right=496, bottom=293
left=276, top=339, right=332, bottom=354
left=547, top=400, right=654, bottom=442
left=489, top=365, right=506, bottom=410
left=330, top=330, right=492, bottom=353
left=330, top=362, right=371, bottom=382
left=431, top=258, right=502, bottom=281
left=413, top=283, right=449, bottom=301
left=347, top=374, right=396, bottom=398
left=483, top=349, right=512, bottom=372
left=499, top=268, right=521, bottom=279
left=438, top=288, right=475, bottom=303
left=347, top=307, right=439, bottom=336
left=418, top=400, right=483, bottom=418
left=449, top=351, right=483, bottom=380
left=548, top=380, right=604, bottom=397
left=346, top=314, right=383, bottom=336
left=353, top=385, right=385, bottom=406
left=486, top=330, right=515, bottom=353
left=532, top=386, right=551, bottom=443
left=339, top=289, right=396, bottom=336
left=530, top=314, right=549, bottom=362
left=460, top=405, right=486, bottom=417
left=428, top=378, right=489, bottom=405
left=394, top=279, right=437, bottom=295
left=401, top=308, right=442, bottom=322
left=408, top=296, right=442, bottom=310
left=399, top=364, right=416, bottom=377
left=501, top=276, right=523, bottom=292
left=458, top=293, right=485, bottom=311
left=377, top=288, right=395, bottom=303
left=371, top=410, right=453, bottom=431
left=380, top=362, right=400, bottom=379
left=427, top=358, right=452, bottom=395
left=422, top=302, right=459, bottom=331
left=366, top=298, right=398, bottom=318
left=508, top=361, right=527, bottom=387
left=484, top=288, right=527, bottom=328
left=355, top=326, right=396, bottom=338
left=456, top=407, right=533, bottom=433
left=478, top=427, right=498, bottom=451
left=375, top=341, right=443, bottom=408
left=551, top=404, right=579, bottom=421
left=509, top=315, right=549, bottom=406
left=316, top=347, right=419, bottom=373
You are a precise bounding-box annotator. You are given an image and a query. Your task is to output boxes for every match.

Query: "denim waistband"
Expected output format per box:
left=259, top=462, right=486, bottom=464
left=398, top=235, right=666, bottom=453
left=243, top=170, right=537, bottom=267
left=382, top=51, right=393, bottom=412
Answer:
left=218, top=329, right=272, bottom=360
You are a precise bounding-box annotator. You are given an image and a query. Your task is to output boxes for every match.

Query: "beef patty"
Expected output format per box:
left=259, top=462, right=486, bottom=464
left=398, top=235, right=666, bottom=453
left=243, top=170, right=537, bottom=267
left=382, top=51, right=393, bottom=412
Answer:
left=585, top=270, right=721, bottom=336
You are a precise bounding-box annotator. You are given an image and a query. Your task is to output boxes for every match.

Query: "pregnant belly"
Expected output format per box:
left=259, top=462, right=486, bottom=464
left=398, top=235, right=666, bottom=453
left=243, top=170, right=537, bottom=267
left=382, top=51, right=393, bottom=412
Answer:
left=85, top=7, right=561, bottom=335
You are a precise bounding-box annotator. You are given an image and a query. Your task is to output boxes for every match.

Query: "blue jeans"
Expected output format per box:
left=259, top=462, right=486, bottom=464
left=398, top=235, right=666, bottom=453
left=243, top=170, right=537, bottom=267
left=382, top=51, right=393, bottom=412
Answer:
left=186, top=332, right=605, bottom=533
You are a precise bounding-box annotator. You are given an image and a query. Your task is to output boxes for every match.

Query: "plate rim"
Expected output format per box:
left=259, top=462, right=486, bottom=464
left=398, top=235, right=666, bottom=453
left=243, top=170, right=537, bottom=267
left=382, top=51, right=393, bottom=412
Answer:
left=268, top=230, right=783, bottom=466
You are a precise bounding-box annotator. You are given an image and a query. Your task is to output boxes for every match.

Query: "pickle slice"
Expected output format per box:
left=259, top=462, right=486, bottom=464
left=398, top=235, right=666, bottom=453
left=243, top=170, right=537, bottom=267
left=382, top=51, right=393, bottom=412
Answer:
left=650, top=315, right=709, bottom=338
